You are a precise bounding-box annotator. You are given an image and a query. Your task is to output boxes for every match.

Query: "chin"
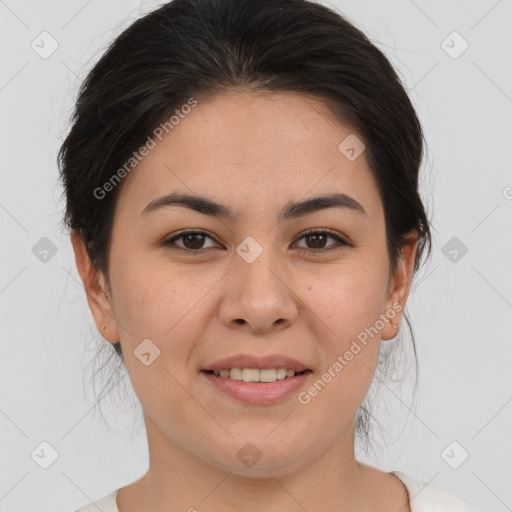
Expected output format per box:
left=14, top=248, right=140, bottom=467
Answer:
left=203, top=438, right=309, bottom=477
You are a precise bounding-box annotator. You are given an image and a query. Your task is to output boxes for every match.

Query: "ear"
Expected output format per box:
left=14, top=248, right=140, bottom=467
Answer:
left=381, top=230, right=418, bottom=341
left=70, top=229, right=119, bottom=343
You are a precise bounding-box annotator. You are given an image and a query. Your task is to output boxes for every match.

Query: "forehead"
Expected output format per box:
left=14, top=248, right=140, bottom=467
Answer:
left=115, top=90, right=382, bottom=223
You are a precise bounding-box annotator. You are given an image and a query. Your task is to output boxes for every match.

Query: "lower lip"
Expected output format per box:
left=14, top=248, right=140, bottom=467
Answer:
left=201, top=371, right=312, bottom=405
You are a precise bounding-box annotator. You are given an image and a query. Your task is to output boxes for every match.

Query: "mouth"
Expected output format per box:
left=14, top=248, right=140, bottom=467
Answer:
left=200, top=353, right=313, bottom=404
left=200, top=368, right=313, bottom=404
left=201, top=368, right=312, bottom=382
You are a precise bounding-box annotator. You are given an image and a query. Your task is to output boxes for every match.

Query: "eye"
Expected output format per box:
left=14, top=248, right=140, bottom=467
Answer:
left=162, top=229, right=351, bottom=254
left=163, top=230, right=220, bottom=253
left=293, top=229, right=349, bottom=254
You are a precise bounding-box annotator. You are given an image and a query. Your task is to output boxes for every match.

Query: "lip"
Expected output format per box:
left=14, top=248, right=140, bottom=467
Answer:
left=201, top=370, right=312, bottom=405
left=202, top=354, right=311, bottom=373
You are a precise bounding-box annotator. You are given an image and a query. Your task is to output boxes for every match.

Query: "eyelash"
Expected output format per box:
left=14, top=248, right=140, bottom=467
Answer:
left=162, top=229, right=351, bottom=255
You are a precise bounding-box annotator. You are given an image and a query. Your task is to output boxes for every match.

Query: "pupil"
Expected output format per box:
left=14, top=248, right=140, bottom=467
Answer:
left=308, top=234, right=326, bottom=249
left=184, top=234, right=204, bottom=249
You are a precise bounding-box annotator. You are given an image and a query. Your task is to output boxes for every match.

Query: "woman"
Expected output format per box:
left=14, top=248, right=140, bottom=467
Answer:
left=59, top=0, right=479, bottom=510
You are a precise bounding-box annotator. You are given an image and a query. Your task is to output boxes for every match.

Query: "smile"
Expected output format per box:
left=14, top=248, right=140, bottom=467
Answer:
left=206, top=368, right=307, bottom=382
left=201, top=369, right=312, bottom=404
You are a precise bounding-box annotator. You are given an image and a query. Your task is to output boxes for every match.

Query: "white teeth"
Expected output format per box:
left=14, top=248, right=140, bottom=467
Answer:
left=211, top=368, right=298, bottom=381
left=259, top=369, right=277, bottom=382
left=229, top=368, right=243, bottom=380
left=242, top=368, right=260, bottom=382
left=276, top=368, right=287, bottom=379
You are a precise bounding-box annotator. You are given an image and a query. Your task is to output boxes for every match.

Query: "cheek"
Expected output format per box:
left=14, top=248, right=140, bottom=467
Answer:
left=111, top=253, right=201, bottom=335
left=112, top=266, right=207, bottom=419
left=301, top=261, right=388, bottom=399
left=306, top=260, right=389, bottom=339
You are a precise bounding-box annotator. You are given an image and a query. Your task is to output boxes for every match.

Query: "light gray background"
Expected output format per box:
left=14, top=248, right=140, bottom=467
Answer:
left=1, top=0, right=511, bottom=511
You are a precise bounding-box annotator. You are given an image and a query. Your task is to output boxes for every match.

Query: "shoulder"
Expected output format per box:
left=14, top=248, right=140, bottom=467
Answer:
left=72, top=489, right=120, bottom=512
left=391, top=471, right=481, bottom=512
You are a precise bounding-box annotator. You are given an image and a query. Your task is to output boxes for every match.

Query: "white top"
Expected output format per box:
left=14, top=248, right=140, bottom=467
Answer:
left=72, top=471, right=480, bottom=511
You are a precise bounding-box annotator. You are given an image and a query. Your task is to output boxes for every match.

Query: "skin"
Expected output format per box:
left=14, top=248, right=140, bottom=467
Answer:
left=72, top=90, right=417, bottom=512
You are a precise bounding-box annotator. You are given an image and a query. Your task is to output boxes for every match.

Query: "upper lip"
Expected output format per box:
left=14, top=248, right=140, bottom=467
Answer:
left=202, top=354, right=311, bottom=373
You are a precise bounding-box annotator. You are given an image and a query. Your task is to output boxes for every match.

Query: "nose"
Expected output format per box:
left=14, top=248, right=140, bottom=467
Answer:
left=218, top=249, right=299, bottom=334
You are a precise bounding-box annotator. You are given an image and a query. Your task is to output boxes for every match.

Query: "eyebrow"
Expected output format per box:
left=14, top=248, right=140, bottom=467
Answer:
left=140, top=191, right=367, bottom=221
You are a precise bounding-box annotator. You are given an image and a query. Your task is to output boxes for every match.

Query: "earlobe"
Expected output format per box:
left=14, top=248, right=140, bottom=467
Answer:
left=381, top=231, right=418, bottom=341
left=70, top=229, right=119, bottom=343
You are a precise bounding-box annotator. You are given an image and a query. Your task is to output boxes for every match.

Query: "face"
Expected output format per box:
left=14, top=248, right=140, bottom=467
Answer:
left=73, top=90, right=417, bottom=477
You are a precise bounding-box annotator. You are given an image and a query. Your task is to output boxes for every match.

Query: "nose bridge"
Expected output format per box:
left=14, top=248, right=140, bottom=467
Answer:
left=219, top=234, right=299, bottom=331
left=235, top=234, right=285, bottom=294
